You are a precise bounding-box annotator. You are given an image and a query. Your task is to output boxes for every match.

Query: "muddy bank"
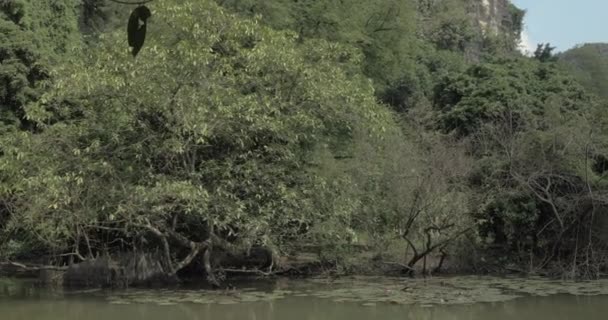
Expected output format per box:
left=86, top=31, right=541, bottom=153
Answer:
left=0, top=245, right=496, bottom=289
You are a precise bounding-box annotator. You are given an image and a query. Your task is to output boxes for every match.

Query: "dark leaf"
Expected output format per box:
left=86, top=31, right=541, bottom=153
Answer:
left=127, top=5, right=152, bottom=57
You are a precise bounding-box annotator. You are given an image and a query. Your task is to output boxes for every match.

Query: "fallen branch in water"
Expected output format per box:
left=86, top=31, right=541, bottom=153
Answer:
left=381, top=261, right=415, bottom=271
left=220, top=268, right=278, bottom=276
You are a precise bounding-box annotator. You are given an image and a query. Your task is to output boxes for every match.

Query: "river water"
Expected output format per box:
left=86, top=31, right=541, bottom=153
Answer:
left=2, top=276, right=608, bottom=320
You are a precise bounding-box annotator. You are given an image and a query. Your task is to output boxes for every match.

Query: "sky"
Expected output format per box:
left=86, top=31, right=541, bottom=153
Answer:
left=510, top=0, right=608, bottom=54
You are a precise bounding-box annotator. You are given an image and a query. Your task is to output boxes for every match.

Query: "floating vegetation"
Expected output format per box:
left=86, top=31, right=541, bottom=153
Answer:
left=99, top=276, right=608, bottom=307
left=301, top=276, right=608, bottom=306
left=296, top=276, right=522, bottom=306
left=104, top=287, right=289, bottom=306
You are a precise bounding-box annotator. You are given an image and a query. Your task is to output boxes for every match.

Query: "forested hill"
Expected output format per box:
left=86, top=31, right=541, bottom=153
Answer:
left=1, top=0, right=608, bottom=285
left=559, top=43, right=608, bottom=99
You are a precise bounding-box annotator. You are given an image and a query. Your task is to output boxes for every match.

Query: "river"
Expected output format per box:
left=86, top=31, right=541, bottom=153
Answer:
left=2, top=276, right=608, bottom=319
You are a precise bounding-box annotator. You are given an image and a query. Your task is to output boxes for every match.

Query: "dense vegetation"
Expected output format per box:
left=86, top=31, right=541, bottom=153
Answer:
left=1, top=0, right=608, bottom=283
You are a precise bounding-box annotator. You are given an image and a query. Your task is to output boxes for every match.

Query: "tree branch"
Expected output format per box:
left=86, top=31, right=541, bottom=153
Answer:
left=203, top=246, right=220, bottom=287
left=141, top=219, right=209, bottom=275
left=173, top=241, right=205, bottom=273
left=403, top=236, right=419, bottom=258
left=107, top=0, right=155, bottom=5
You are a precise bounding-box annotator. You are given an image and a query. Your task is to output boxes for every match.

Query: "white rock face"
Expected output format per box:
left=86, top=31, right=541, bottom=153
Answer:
left=476, top=0, right=510, bottom=35
left=482, top=0, right=491, bottom=16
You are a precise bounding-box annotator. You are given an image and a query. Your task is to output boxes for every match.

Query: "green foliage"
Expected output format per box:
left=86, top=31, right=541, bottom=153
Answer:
left=79, top=0, right=128, bottom=34
left=0, top=0, right=80, bottom=131
left=429, top=43, right=608, bottom=274
left=470, top=99, right=608, bottom=270
left=1, top=0, right=605, bottom=278
left=534, top=43, right=557, bottom=63
left=0, top=0, right=82, bottom=256
left=420, top=0, right=479, bottom=53
left=1, top=0, right=394, bottom=258
left=433, top=56, right=591, bottom=135
left=215, top=0, right=435, bottom=109
left=452, top=62, right=608, bottom=274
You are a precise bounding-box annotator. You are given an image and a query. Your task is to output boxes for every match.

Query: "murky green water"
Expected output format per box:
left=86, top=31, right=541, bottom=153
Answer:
left=2, top=276, right=608, bottom=320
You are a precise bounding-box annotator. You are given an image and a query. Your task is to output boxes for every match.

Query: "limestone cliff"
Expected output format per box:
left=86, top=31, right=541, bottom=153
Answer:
left=472, top=0, right=519, bottom=36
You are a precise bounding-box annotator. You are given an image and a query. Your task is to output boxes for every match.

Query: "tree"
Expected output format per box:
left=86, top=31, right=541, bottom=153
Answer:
left=431, top=49, right=608, bottom=277
left=0, top=0, right=394, bottom=281
left=471, top=97, right=608, bottom=277
left=534, top=43, right=557, bottom=63
left=342, top=112, right=473, bottom=275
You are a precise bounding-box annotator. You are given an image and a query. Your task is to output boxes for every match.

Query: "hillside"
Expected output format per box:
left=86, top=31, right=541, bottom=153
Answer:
left=559, top=43, right=608, bottom=99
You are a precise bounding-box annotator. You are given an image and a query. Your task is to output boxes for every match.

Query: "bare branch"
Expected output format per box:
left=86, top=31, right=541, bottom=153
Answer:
left=173, top=242, right=205, bottom=273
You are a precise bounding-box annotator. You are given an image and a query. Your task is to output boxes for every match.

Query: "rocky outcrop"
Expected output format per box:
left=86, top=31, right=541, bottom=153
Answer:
left=472, top=0, right=512, bottom=35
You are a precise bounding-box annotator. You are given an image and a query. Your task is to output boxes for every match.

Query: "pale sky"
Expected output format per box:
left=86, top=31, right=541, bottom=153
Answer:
left=511, top=0, right=608, bottom=53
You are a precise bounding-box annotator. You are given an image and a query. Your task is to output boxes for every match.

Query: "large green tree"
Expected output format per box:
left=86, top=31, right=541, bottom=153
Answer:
left=0, top=0, right=394, bottom=277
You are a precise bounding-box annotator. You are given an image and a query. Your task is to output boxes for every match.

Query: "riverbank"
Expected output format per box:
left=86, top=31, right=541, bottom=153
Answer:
left=0, top=251, right=548, bottom=291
